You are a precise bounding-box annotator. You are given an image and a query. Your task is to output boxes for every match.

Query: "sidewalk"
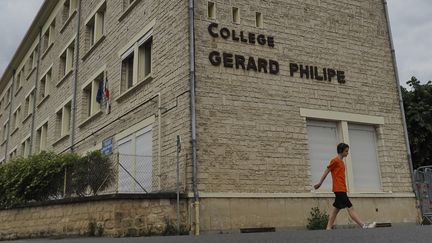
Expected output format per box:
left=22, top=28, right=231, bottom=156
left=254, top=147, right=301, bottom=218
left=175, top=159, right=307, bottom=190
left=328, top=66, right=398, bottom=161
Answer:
left=5, top=225, right=432, bottom=243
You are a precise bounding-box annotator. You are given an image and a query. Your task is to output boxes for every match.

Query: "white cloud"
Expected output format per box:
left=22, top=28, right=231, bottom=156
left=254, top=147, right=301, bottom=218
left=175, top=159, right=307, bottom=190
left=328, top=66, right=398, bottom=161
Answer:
left=0, top=0, right=431, bottom=86
left=387, top=0, right=432, bottom=85
left=0, top=0, right=44, bottom=76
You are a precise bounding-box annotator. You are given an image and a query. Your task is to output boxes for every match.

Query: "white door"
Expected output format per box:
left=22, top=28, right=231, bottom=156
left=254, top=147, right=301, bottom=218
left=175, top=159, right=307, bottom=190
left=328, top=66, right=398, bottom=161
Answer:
left=349, top=124, right=381, bottom=192
left=135, top=128, right=153, bottom=192
left=118, top=135, right=134, bottom=192
left=307, top=120, right=340, bottom=191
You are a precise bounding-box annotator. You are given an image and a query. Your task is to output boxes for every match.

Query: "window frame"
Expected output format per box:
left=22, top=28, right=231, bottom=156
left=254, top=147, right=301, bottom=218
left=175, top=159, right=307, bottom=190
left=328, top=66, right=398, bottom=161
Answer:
left=119, top=31, right=153, bottom=95
left=59, top=38, right=76, bottom=79
left=21, top=135, right=31, bottom=158
left=85, top=1, right=106, bottom=50
left=301, top=108, right=385, bottom=193
left=54, top=99, right=72, bottom=143
left=36, top=120, right=49, bottom=153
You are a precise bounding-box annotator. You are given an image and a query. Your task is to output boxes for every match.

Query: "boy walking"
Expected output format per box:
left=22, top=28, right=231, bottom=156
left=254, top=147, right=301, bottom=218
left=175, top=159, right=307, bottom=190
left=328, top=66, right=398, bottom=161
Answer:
left=314, top=143, right=376, bottom=230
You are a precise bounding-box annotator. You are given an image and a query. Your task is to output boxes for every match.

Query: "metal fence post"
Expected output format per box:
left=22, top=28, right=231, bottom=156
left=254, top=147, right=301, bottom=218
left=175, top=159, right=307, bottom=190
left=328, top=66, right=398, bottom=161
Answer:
left=63, top=167, right=67, bottom=197
left=116, top=153, right=120, bottom=194
left=176, top=135, right=181, bottom=233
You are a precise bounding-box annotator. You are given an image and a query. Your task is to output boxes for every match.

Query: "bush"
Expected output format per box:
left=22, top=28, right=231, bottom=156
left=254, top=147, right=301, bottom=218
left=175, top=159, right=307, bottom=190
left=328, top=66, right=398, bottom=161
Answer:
left=306, top=207, right=329, bottom=230
left=0, top=151, right=115, bottom=209
left=0, top=152, right=65, bottom=208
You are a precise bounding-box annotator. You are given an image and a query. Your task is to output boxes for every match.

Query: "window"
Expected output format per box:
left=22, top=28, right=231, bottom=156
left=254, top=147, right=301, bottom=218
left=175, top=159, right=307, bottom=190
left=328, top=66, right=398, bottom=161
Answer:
left=16, top=72, right=22, bottom=93
left=2, top=121, right=8, bottom=142
left=42, top=19, right=56, bottom=53
left=16, top=68, right=24, bottom=94
left=86, top=3, right=106, bottom=48
left=9, top=148, right=17, bottom=160
left=120, top=34, right=152, bottom=94
left=21, top=137, right=31, bottom=158
left=63, top=0, right=77, bottom=23
left=82, top=73, right=103, bottom=119
left=118, top=126, right=153, bottom=192
left=5, top=87, right=11, bottom=105
left=11, top=106, right=21, bottom=132
left=24, top=90, right=34, bottom=118
left=28, top=48, right=37, bottom=73
left=56, top=101, right=71, bottom=138
left=36, top=122, right=48, bottom=153
left=208, top=2, right=216, bottom=19
left=306, top=120, right=339, bottom=191
left=232, top=7, right=240, bottom=24
left=121, top=52, right=134, bottom=92
left=303, top=109, right=384, bottom=193
left=60, top=41, right=75, bottom=77
left=256, top=12, right=263, bottom=28
left=39, top=68, right=52, bottom=102
left=348, top=124, right=381, bottom=191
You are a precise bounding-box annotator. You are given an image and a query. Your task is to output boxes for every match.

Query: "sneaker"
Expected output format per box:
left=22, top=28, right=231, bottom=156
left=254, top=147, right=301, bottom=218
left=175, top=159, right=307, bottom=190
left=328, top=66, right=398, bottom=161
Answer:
left=362, top=222, right=377, bottom=229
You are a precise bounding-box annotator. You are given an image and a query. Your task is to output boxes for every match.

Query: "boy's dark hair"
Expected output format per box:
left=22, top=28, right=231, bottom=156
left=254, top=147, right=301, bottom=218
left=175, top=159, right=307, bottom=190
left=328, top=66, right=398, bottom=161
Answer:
left=337, top=143, right=349, bottom=154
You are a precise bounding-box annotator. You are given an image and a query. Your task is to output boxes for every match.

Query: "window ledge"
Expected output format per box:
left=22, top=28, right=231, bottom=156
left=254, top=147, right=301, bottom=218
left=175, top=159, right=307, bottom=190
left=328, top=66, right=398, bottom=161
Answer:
left=15, top=86, right=23, bottom=96
left=37, top=94, right=50, bottom=108
left=52, top=134, right=70, bottom=147
left=118, top=0, right=142, bottom=22
left=41, top=43, right=54, bottom=60
left=116, top=75, right=153, bottom=103
left=57, top=69, right=74, bottom=87
left=10, top=127, right=19, bottom=137
left=22, top=113, right=32, bottom=124
left=26, top=68, right=36, bottom=80
left=82, top=35, right=106, bottom=61
left=78, top=110, right=103, bottom=128
left=60, top=10, right=77, bottom=34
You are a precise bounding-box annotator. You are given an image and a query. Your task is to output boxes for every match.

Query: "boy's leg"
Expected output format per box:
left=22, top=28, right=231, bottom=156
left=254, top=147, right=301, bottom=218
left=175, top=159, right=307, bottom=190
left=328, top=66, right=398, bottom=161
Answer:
left=346, top=207, right=364, bottom=227
left=326, top=207, right=340, bottom=230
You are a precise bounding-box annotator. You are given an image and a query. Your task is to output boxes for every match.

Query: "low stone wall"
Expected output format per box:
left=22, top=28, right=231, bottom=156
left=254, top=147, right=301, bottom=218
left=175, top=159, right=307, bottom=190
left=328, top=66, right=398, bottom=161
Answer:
left=0, top=194, right=188, bottom=241
left=198, top=195, right=419, bottom=232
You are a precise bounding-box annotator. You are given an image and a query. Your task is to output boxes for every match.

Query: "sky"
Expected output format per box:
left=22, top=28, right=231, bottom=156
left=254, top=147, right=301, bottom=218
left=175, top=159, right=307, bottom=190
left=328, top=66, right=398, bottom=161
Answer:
left=0, top=0, right=430, bottom=86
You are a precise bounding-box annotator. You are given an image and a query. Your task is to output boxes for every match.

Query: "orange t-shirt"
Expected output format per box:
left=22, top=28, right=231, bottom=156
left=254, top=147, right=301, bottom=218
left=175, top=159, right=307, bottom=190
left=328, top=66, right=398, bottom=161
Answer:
left=327, top=156, right=347, bottom=192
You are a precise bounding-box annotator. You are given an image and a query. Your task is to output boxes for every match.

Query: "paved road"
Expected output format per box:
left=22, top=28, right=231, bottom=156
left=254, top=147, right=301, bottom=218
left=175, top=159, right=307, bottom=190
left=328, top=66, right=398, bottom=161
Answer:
left=5, top=225, right=432, bottom=243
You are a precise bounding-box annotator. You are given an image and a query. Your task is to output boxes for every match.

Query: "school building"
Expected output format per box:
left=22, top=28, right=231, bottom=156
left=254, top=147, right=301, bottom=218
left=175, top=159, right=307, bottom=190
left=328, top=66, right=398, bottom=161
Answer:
left=0, top=0, right=417, bottom=236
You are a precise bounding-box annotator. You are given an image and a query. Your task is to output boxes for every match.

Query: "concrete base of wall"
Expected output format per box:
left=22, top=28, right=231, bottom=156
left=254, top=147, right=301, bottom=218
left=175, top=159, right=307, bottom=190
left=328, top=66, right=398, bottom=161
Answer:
left=195, top=195, right=419, bottom=233
left=0, top=194, right=188, bottom=241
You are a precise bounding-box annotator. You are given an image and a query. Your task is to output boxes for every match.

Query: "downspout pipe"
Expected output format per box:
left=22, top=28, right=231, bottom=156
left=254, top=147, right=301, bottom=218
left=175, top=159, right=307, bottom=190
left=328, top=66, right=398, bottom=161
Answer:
left=188, top=0, right=200, bottom=235
left=70, top=0, right=82, bottom=152
left=30, top=28, right=43, bottom=155
left=382, top=0, right=415, bottom=192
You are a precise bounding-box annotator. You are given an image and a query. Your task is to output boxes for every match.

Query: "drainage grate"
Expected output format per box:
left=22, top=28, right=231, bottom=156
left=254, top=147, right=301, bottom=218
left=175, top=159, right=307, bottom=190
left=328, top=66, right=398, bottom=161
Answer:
left=240, top=227, right=276, bottom=233
left=376, top=223, right=392, bottom=228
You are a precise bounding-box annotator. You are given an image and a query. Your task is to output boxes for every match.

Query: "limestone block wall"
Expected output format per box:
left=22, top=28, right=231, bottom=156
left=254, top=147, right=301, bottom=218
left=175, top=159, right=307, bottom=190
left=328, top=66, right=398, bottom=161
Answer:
left=0, top=196, right=188, bottom=241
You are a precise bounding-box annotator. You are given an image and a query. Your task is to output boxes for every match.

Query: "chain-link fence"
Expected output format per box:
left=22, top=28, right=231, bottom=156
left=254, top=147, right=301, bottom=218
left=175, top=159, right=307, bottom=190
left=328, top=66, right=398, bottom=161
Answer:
left=414, top=166, right=432, bottom=224
left=62, top=151, right=186, bottom=197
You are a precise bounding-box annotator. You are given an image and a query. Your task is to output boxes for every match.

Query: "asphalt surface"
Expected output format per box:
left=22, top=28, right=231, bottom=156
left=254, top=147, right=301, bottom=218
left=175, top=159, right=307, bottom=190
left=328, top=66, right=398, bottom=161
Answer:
left=4, top=225, right=432, bottom=243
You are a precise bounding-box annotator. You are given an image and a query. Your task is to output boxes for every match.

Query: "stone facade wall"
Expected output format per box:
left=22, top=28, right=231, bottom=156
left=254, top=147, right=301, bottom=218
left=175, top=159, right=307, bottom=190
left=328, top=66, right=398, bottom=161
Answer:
left=194, top=0, right=412, bottom=193
left=198, top=196, right=417, bottom=232
left=0, top=0, right=192, bottom=192
left=0, top=197, right=188, bottom=241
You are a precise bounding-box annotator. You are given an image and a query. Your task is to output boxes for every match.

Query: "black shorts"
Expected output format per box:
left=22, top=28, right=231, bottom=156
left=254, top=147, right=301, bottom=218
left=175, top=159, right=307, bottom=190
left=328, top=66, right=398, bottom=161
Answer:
left=333, top=192, right=353, bottom=209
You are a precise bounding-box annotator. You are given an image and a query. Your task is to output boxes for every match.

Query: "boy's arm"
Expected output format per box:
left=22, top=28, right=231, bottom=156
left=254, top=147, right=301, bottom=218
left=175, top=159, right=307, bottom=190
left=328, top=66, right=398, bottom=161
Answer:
left=314, top=168, right=330, bottom=190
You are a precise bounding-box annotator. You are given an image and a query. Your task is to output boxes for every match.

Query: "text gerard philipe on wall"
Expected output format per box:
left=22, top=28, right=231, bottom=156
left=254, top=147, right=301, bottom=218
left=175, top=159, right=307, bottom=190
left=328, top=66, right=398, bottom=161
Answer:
left=207, top=23, right=346, bottom=84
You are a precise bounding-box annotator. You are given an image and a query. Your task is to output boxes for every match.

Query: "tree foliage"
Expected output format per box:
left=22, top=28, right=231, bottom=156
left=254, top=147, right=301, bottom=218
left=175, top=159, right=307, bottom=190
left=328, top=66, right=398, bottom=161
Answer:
left=0, top=151, right=114, bottom=209
left=401, top=77, right=432, bottom=168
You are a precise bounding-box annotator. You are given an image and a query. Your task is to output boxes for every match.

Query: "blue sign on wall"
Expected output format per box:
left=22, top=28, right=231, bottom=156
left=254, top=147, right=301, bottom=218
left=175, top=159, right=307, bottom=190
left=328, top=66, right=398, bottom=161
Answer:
left=101, top=137, right=113, bottom=155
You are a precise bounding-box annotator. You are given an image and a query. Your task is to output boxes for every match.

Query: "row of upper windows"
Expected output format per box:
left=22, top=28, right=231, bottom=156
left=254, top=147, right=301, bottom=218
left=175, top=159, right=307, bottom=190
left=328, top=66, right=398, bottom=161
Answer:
left=1, top=34, right=153, bottom=155
left=1, top=0, right=142, bottom=110
left=207, top=1, right=264, bottom=28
